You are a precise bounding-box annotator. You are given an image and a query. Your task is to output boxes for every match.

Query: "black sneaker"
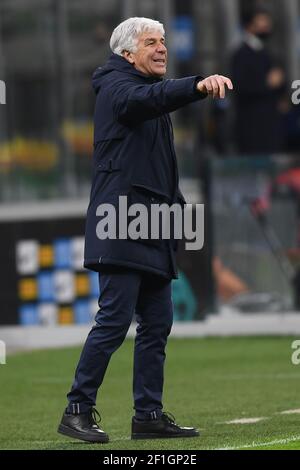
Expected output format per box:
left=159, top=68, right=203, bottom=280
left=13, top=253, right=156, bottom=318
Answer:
left=131, top=412, right=200, bottom=440
left=58, top=407, right=109, bottom=443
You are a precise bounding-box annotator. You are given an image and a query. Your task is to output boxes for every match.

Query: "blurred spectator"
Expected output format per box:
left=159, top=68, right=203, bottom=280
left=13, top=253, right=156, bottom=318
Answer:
left=282, top=100, right=300, bottom=153
left=251, top=164, right=300, bottom=309
left=231, top=7, right=286, bottom=156
left=213, top=257, right=249, bottom=302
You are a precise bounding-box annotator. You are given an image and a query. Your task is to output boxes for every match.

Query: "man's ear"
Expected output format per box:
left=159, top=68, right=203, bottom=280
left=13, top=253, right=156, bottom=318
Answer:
left=122, top=50, right=135, bottom=64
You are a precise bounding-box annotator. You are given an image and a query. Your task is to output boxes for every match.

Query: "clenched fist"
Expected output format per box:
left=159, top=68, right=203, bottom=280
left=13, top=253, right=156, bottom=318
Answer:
left=197, top=74, right=233, bottom=99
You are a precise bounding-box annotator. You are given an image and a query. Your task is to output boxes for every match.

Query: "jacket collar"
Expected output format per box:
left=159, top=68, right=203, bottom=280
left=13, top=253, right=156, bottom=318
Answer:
left=106, top=53, right=163, bottom=83
left=243, top=32, right=264, bottom=51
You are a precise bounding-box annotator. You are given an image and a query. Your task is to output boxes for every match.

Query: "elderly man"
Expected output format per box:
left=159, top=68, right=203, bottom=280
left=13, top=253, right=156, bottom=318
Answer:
left=58, top=17, right=232, bottom=443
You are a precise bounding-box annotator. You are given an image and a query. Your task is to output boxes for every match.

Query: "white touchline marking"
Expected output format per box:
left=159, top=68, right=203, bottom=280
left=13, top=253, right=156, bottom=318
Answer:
left=278, top=409, right=300, bottom=415
left=17, top=407, right=300, bottom=449
left=218, top=407, right=300, bottom=425
left=214, top=373, right=300, bottom=380
left=215, top=435, right=300, bottom=450
left=220, top=417, right=268, bottom=425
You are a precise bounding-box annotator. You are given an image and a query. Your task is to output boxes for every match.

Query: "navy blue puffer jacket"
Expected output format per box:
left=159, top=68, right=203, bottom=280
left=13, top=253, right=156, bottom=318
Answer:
left=84, top=53, right=207, bottom=279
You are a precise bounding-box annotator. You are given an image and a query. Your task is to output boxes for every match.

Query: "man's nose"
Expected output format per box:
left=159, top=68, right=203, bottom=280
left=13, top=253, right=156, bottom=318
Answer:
left=157, top=43, right=167, bottom=53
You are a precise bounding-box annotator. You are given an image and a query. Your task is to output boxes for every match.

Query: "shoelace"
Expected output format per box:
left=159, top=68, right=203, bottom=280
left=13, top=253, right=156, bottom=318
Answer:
left=90, top=407, right=102, bottom=425
left=161, top=411, right=177, bottom=425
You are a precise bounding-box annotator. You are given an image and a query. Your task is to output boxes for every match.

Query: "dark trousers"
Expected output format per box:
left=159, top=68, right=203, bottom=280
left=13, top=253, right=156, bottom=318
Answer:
left=67, top=267, right=173, bottom=419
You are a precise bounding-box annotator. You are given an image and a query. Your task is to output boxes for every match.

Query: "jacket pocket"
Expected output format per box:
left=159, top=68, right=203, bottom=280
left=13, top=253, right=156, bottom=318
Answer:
left=97, top=159, right=122, bottom=173
left=131, top=183, right=171, bottom=202
left=89, top=158, right=122, bottom=207
left=127, top=185, right=168, bottom=247
left=94, top=137, right=124, bottom=168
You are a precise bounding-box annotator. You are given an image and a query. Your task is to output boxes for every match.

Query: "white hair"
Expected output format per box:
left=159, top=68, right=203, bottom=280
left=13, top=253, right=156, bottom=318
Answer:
left=110, top=17, right=165, bottom=56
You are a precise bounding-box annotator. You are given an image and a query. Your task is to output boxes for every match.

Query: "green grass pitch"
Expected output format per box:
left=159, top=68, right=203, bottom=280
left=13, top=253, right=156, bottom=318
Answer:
left=0, top=336, right=300, bottom=450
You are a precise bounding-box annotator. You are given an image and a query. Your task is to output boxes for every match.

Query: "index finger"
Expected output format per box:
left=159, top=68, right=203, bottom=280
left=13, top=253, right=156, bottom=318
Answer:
left=222, top=76, right=233, bottom=90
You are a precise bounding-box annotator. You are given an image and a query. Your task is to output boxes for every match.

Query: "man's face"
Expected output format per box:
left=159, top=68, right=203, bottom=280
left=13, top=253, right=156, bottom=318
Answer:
left=123, top=31, right=167, bottom=77
left=250, top=13, right=273, bottom=37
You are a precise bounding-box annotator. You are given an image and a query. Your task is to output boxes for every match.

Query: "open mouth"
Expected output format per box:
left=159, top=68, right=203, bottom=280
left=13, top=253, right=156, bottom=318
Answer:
left=153, top=59, right=166, bottom=64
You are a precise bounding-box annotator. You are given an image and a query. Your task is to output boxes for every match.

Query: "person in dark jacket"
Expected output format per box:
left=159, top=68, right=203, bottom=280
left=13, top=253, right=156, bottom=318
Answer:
left=231, top=8, right=286, bottom=155
left=58, top=17, right=233, bottom=443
